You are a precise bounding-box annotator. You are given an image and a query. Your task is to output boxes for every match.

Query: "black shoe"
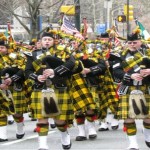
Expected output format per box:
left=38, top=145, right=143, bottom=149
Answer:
left=8, top=120, right=14, bottom=125
left=62, top=142, right=72, bottom=149
left=129, top=149, right=139, bottom=150
left=111, top=125, right=119, bottom=130
left=31, top=118, right=37, bottom=121
left=145, top=141, right=150, bottom=148
left=50, top=124, right=56, bottom=129
left=89, top=134, right=97, bottom=140
left=75, top=136, right=87, bottom=141
left=38, top=149, right=48, bottom=150
left=16, top=133, right=25, bottom=139
left=0, top=138, right=8, bottom=142
left=33, top=128, right=37, bottom=132
left=98, top=128, right=109, bottom=131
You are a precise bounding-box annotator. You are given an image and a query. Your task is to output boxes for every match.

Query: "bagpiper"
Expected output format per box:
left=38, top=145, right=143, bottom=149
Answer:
left=112, top=30, right=150, bottom=150
left=25, top=30, right=75, bottom=150
left=0, top=33, right=27, bottom=142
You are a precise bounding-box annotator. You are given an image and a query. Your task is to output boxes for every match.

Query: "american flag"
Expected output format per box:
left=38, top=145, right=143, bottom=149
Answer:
left=114, top=37, right=121, bottom=47
left=61, top=15, right=84, bottom=39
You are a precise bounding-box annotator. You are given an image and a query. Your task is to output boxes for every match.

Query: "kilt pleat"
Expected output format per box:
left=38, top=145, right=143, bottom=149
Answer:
left=55, top=88, right=74, bottom=122
left=12, top=89, right=28, bottom=114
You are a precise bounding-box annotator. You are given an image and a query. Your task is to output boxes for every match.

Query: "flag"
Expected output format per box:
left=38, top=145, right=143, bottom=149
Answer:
left=137, top=21, right=150, bottom=40
left=105, top=49, right=110, bottom=59
left=4, top=22, right=15, bottom=50
left=4, top=22, right=13, bottom=40
left=4, top=27, right=9, bottom=38
left=61, top=15, right=84, bottom=39
left=114, top=37, right=121, bottom=47
left=82, top=18, right=88, bottom=38
left=7, top=21, right=11, bottom=34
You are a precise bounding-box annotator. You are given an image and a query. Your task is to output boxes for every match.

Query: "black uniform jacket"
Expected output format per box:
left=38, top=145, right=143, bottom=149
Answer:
left=112, top=49, right=150, bottom=86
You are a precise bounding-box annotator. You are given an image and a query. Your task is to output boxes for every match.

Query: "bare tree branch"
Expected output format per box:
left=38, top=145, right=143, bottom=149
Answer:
left=39, top=0, right=62, bottom=9
left=13, top=13, right=30, bottom=33
left=52, top=0, right=65, bottom=22
left=11, top=13, right=30, bottom=19
left=32, top=0, right=42, bottom=18
left=25, top=0, right=34, bottom=10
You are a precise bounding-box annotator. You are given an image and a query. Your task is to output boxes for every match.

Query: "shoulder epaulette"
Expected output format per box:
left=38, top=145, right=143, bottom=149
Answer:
left=23, top=51, right=32, bottom=56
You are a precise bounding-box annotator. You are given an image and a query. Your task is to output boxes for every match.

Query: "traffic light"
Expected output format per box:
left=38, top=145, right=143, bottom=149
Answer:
left=124, top=4, right=134, bottom=21
left=60, top=5, right=75, bottom=15
left=117, top=15, right=126, bottom=23
left=60, top=5, right=80, bottom=16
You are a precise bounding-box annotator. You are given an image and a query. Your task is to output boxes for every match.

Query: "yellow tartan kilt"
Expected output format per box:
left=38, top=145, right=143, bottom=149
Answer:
left=12, top=89, right=28, bottom=114
left=90, top=87, right=99, bottom=104
left=117, top=86, right=150, bottom=119
left=30, top=88, right=74, bottom=122
left=70, top=73, right=96, bottom=112
left=97, top=73, right=119, bottom=119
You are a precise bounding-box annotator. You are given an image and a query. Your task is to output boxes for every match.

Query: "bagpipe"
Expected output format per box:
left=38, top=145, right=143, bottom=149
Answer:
left=1, top=67, right=24, bottom=91
left=32, top=52, right=62, bottom=117
left=141, top=57, right=150, bottom=69
left=78, top=44, right=102, bottom=86
left=43, top=30, right=89, bottom=72
left=81, top=56, right=99, bottom=68
left=1, top=67, right=19, bottom=78
left=32, top=51, right=75, bottom=90
left=83, top=59, right=100, bottom=87
left=140, top=56, right=150, bottom=84
left=41, top=55, right=64, bottom=70
left=108, top=53, right=123, bottom=61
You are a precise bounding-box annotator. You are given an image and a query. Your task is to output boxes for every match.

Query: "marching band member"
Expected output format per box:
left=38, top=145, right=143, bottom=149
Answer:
left=25, top=30, right=75, bottom=150
left=113, top=31, right=150, bottom=150
left=97, top=32, right=119, bottom=131
left=0, top=34, right=27, bottom=142
left=70, top=38, right=105, bottom=141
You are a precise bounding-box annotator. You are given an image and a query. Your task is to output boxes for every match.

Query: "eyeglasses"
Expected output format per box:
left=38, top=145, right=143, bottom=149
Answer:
left=128, top=41, right=138, bottom=44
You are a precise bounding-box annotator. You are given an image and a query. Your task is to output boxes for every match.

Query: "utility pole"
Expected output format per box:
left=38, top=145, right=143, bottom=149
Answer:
left=127, top=0, right=129, bottom=35
left=74, top=0, right=80, bottom=31
left=104, top=0, right=112, bottom=30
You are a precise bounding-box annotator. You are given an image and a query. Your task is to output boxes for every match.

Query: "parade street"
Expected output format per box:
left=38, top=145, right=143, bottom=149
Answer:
left=0, top=114, right=148, bottom=150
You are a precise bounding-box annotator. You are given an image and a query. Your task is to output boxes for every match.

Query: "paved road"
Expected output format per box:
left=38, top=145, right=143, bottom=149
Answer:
left=0, top=113, right=149, bottom=150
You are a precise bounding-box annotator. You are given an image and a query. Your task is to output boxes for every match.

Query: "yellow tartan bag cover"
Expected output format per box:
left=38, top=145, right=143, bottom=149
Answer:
left=129, top=89, right=148, bottom=119
left=41, top=88, right=60, bottom=117
left=2, top=90, right=15, bottom=113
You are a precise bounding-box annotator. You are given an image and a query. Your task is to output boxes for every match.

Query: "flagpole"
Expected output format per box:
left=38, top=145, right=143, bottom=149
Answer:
left=134, top=17, right=138, bottom=26
left=74, top=0, right=80, bottom=31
